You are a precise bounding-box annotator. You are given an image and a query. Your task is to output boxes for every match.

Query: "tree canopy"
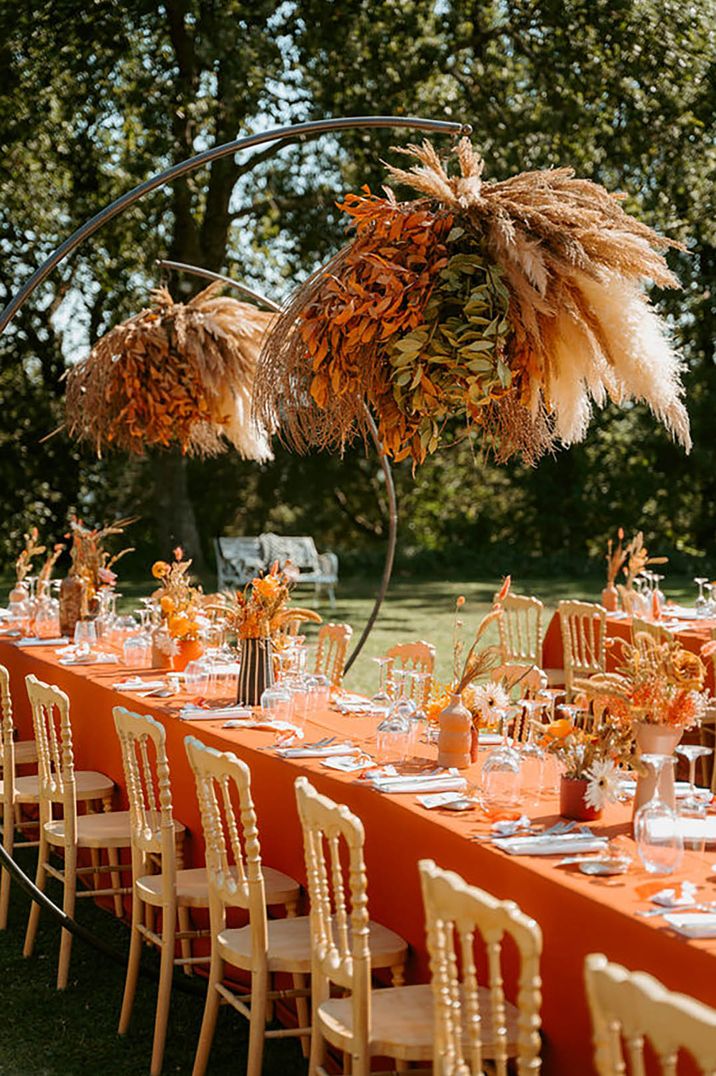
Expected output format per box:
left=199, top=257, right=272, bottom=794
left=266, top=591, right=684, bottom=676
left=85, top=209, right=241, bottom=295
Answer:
left=1, top=0, right=714, bottom=578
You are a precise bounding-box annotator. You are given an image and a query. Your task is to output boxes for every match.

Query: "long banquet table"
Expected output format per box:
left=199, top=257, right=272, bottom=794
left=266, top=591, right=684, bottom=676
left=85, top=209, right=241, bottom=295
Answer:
left=3, top=637, right=716, bottom=1075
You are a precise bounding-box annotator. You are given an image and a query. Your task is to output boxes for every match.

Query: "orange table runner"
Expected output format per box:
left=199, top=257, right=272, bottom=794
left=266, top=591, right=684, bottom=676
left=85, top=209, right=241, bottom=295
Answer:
left=543, top=610, right=716, bottom=692
left=3, top=637, right=716, bottom=1075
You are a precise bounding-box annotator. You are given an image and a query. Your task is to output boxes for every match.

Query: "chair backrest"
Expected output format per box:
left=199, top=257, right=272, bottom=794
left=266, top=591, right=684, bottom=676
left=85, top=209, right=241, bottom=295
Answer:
left=113, top=707, right=176, bottom=887
left=584, top=953, right=716, bottom=1075
left=419, top=859, right=542, bottom=1076
left=497, top=594, right=544, bottom=667
left=558, top=601, right=607, bottom=697
left=385, top=640, right=435, bottom=709
left=25, top=674, right=75, bottom=838
left=184, top=736, right=267, bottom=940
left=0, top=665, right=15, bottom=814
left=315, top=623, right=353, bottom=688
left=260, top=534, right=319, bottom=574
left=295, top=777, right=371, bottom=1041
left=632, top=616, right=672, bottom=644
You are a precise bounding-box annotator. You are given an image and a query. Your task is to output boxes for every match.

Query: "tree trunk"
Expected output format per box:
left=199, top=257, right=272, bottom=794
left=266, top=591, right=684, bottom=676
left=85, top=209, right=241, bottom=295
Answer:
left=149, top=449, right=207, bottom=575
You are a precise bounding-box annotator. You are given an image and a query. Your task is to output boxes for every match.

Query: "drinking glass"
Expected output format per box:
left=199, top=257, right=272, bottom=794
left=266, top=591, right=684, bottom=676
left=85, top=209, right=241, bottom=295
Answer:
left=73, top=619, right=97, bottom=657
left=371, top=657, right=392, bottom=705
left=694, top=577, right=709, bottom=616
left=123, top=634, right=152, bottom=669
left=634, top=754, right=684, bottom=874
left=517, top=701, right=546, bottom=807
left=480, top=712, right=523, bottom=821
left=34, top=596, right=60, bottom=639
left=260, top=684, right=293, bottom=724
left=375, top=704, right=412, bottom=764
left=675, top=744, right=713, bottom=811
left=678, top=800, right=708, bottom=857
left=284, top=673, right=310, bottom=730
left=311, top=674, right=331, bottom=709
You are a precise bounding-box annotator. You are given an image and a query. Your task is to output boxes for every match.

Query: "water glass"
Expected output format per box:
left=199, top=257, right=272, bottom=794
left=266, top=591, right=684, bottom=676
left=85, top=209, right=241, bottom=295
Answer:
left=261, top=685, right=293, bottom=724
left=123, top=634, right=152, bottom=669
left=73, top=619, right=97, bottom=656
left=634, top=754, right=684, bottom=875
left=375, top=708, right=412, bottom=764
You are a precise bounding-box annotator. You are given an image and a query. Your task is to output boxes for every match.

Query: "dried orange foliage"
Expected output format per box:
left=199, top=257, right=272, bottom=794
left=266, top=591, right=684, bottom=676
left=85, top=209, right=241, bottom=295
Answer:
left=66, top=284, right=274, bottom=460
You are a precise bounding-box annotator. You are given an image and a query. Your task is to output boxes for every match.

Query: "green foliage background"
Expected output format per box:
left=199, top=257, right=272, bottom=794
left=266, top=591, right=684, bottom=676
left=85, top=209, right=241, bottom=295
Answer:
left=0, top=0, right=714, bottom=579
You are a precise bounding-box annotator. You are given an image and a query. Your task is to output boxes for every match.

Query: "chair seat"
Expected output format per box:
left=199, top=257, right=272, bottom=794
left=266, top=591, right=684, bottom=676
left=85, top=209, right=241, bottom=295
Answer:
left=137, top=867, right=210, bottom=908
left=544, top=668, right=565, bottom=687
left=45, top=809, right=132, bottom=849
left=219, top=916, right=407, bottom=977
left=319, top=983, right=520, bottom=1062
left=1, top=768, right=115, bottom=805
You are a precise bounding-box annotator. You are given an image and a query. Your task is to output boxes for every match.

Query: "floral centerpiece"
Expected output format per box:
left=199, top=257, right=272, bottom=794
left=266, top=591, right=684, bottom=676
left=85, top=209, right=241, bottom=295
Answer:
left=574, top=633, right=709, bottom=811
left=10, top=528, right=46, bottom=602
left=615, top=531, right=668, bottom=613
left=217, top=562, right=321, bottom=705
left=37, top=542, right=65, bottom=596
left=151, top=548, right=203, bottom=670
left=434, top=578, right=510, bottom=770
left=59, top=516, right=135, bottom=636
left=542, top=711, right=637, bottom=821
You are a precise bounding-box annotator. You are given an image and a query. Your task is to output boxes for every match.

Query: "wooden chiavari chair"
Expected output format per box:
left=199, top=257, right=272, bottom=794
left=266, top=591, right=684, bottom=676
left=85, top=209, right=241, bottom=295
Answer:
left=314, top=622, right=352, bottom=688
left=558, top=600, right=607, bottom=701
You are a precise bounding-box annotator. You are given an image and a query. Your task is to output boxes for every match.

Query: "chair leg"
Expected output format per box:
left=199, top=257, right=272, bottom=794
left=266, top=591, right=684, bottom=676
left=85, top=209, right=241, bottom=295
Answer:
left=118, top=889, right=144, bottom=1035
left=23, top=829, right=48, bottom=958
left=292, top=973, right=310, bottom=1057
left=246, top=965, right=268, bottom=1076
left=177, top=903, right=193, bottom=976
left=0, top=802, right=15, bottom=930
left=309, top=974, right=329, bottom=1076
left=107, top=845, right=124, bottom=918
left=192, top=952, right=223, bottom=1076
left=150, top=906, right=176, bottom=1076
left=57, top=846, right=77, bottom=989
left=390, top=962, right=405, bottom=987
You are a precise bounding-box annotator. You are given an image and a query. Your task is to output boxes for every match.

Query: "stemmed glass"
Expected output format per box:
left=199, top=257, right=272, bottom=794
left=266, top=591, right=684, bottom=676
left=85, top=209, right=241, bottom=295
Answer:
left=634, top=754, right=684, bottom=875
left=517, top=700, right=547, bottom=807
left=675, top=745, right=713, bottom=812
left=694, top=577, right=709, bottom=616
left=371, top=656, right=392, bottom=706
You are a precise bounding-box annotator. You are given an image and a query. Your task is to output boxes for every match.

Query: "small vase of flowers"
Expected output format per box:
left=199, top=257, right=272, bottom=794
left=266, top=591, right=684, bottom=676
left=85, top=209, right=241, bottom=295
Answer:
left=151, top=548, right=203, bottom=670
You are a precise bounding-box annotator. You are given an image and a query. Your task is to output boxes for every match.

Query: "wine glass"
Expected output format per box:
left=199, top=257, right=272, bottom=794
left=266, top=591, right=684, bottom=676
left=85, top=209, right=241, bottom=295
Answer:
left=371, top=656, right=392, bottom=705
left=694, top=577, right=709, bottom=616
left=675, top=744, right=713, bottom=812
left=634, top=754, right=684, bottom=875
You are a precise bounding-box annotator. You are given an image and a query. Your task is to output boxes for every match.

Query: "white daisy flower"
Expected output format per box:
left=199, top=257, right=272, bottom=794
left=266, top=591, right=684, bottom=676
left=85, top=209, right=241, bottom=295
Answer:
left=584, top=758, right=619, bottom=811
left=470, top=682, right=510, bottom=720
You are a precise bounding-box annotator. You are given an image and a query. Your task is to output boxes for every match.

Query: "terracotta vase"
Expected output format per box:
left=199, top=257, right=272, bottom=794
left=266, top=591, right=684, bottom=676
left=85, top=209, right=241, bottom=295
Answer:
left=437, top=693, right=472, bottom=770
left=633, top=721, right=683, bottom=814
left=151, top=628, right=173, bottom=670
left=560, top=776, right=602, bottom=822
left=601, top=582, right=619, bottom=612
left=171, top=637, right=203, bottom=673
left=237, top=637, right=274, bottom=707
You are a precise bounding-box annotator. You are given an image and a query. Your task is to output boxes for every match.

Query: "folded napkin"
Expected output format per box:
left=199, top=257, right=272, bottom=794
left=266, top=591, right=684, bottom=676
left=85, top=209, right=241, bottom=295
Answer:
left=322, top=755, right=374, bottom=773
left=58, top=652, right=116, bottom=666
left=492, top=833, right=609, bottom=856
left=479, top=733, right=504, bottom=747
left=17, top=636, right=69, bottom=647
left=223, top=719, right=300, bottom=734
left=276, top=742, right=358, bottom=759
left=617, top=779, right=711, bottom=803
left=491, top=815, right=532, bottom=837
left=417, top=791, right=466, bottom=809
left=666, top=605, right=701, bottom=620
left=651, top=882, right=698, bottom=909
left=179, top=704, right=253, bottom=721
left=370, top=774, right=467, bottom=795
left=663, top=912, right=716, bottom=938
left=113, top=679, right=167, bottom=692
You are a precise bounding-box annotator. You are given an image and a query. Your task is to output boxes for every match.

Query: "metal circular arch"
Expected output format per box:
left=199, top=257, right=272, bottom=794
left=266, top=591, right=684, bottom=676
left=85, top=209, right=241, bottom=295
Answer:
left=156, top=257, right=396, bottom=676
left=0, top=115, right=468, bottom=950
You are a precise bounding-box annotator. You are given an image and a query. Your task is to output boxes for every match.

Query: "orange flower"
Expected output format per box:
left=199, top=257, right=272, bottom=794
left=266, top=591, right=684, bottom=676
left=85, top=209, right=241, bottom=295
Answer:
left=160, top=595, right=175, bottom=615
left=669, top=648, right=705, bottom=691
left=254, top=575, right=281, bottom=601
left=544, top=718, right=573, bottom=740
left=152, top=560, right=170, bottom=579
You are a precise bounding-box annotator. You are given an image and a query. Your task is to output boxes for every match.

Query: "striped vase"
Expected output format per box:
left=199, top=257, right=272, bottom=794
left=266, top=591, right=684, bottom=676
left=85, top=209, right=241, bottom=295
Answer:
left=237, top=636, right=274, bottom=706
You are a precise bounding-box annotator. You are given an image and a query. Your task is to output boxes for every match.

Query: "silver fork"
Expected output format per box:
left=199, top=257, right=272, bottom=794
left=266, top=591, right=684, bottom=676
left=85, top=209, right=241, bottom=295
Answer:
left=636, top=901, right=716, bottom=919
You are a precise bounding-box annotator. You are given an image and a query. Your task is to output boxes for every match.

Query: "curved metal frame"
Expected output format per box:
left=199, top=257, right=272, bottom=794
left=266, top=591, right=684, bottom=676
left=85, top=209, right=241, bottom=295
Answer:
left=156, top=258, right=396, bottom=674
left=0, top=114, right=466, bottom=953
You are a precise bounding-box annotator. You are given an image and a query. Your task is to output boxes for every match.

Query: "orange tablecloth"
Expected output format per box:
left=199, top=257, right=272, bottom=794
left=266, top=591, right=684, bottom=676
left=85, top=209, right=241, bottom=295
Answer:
left=3, top=637, right=716, bottom=1075
left=543, top=611, right=716, bottom=692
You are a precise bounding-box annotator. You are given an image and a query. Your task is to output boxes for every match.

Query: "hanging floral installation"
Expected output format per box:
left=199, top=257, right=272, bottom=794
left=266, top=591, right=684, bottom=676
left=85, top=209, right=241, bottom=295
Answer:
left=66, top=283, right=275, bottom=461
left=255, top=138, right=690, bottom=467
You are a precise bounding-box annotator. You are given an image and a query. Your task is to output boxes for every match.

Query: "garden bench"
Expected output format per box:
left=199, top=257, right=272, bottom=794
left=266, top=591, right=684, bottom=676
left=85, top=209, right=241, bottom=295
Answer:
left=214, top=533, right=338, bottom=606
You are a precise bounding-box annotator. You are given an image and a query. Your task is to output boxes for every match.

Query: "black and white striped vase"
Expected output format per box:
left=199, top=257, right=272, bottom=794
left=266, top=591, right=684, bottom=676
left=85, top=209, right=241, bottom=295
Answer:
left=237, top=636, right=274, bottom=706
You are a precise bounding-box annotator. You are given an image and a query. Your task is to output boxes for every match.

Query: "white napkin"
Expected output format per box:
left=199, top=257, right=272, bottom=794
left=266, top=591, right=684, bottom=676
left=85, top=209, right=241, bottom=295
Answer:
left=478, top=733, right=503, bottom=746
left=492, top=834, right=609, bottom=856
left=617, top=780, right=711, bottom=802
left=417, top=791, right=466, bottom=809
left=179, top=704, right=253, bottom=721
left=16, top=636, right=69, bottom=647
left=651, top=882, right=698, bottom=909
left=370, top=774, right=467, bottom=795
left=113, top=679, right=167, bottom=692
left=322, top=755, right=373, bottom=773
left=58, top=652, right=116, bottom=666
left=663, top=913, right=716, bottom=938
left=276, top=742, right=358, bottom=759
left=666, top=605, right=702, bottom=620
left=491, top=815, right=532, bottom=837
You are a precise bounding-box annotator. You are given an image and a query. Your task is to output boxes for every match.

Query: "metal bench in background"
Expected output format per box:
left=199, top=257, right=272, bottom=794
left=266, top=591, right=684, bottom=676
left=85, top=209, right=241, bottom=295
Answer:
left=214, top=533, right=338, bottom=607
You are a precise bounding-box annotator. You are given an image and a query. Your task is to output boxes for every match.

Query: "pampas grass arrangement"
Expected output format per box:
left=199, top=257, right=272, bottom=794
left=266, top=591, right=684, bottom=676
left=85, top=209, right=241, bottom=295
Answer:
left=255, top=138, right=690, bottom=466
left=66, top=283, right=275, bottom=461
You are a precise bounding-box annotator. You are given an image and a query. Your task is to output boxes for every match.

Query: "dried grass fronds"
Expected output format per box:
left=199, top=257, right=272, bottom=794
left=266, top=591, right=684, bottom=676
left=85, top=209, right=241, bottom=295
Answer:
left=66, top=284, right=275, bottom=460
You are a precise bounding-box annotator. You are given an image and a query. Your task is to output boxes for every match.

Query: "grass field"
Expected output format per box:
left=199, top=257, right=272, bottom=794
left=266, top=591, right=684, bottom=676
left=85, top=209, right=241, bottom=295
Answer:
left=0, top=571, right=698, bottom=1073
